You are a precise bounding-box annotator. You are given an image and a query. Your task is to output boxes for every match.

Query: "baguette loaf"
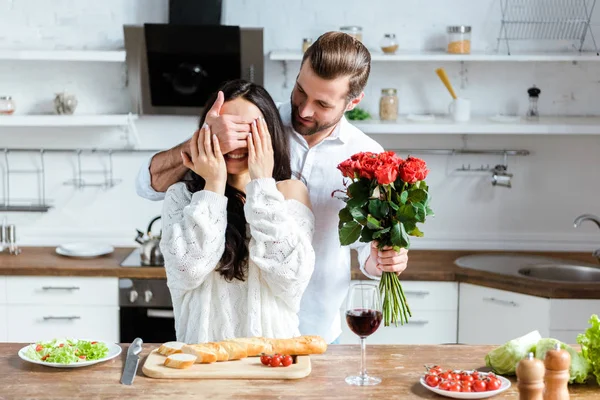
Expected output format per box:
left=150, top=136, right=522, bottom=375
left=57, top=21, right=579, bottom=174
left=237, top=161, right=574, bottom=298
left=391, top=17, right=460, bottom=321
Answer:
left=225, top=337, right=273, bottom=357
left=157, top=341, right=186, bottom=356
left=269, top=335, right=327, bottom=356
left=164, top=353, right=197, bottom=369
left=181, top=344, right=218, bottom=364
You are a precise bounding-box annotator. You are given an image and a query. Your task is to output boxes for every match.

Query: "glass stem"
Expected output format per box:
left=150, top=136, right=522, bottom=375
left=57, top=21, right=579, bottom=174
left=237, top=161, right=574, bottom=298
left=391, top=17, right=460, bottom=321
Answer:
left=360, top=337, right=367, bottom=378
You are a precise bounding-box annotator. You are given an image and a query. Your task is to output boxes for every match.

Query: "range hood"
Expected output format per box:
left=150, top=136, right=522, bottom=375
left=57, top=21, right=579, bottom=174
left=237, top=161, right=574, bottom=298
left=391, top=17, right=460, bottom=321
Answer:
left=123, top=0, right=263, bottom=116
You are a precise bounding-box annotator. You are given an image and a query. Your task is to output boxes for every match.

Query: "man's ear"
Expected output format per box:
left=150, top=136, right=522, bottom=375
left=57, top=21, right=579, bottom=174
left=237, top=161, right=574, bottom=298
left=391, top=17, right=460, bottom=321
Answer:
left=345, top=92, right=365, bottom=112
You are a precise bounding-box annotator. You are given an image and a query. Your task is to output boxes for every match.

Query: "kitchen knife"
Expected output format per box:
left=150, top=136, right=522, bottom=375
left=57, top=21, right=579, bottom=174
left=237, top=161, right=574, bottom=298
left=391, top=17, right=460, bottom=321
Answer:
left=121, top=337, right=143, bottom=385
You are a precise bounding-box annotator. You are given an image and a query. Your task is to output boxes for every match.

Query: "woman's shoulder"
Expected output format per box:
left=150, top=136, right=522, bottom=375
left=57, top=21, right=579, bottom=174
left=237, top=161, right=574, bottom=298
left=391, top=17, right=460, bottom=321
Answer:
left=276, top=179, right=311, bottom=210
left=165, top=182, right=193, bottom=202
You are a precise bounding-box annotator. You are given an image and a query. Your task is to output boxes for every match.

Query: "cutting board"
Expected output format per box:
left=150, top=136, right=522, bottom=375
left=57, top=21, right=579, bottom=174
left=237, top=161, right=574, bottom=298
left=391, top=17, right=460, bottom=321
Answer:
left=142, top=349, right=312, bottom=379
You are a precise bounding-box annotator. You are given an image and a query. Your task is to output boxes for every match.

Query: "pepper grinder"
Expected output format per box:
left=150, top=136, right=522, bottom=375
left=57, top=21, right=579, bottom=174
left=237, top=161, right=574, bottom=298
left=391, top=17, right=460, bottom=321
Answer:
left=517, top=352, right=545, bottom=400
left=543, top=343, right=570, bottom=400
left=527, top=85, right=541, bottom=121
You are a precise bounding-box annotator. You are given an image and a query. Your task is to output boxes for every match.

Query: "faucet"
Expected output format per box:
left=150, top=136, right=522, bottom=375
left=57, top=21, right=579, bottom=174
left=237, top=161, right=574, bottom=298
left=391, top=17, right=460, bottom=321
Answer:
left=574, top=214, right=600, bottom=261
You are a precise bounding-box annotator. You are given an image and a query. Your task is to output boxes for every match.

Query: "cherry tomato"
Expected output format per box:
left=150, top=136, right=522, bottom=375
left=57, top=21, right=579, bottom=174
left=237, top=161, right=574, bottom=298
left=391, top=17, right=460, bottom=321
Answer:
left=439, top=381, right=452, bottom=391
left=281, top=355, right=293, bottom=367
left=35, top=345, right=43, bottom=352
left=473, top=379, right=487, bottom=392
left=460, top=373, right=474, bottom=383
left=425, top=374, right=440, bottom=387
left=59, top=343, right=64, bottom=348
left=260, top=354, right=271, bottom=366
left=448, top=382, right=461, bottom=392
left=487, top=377, right=502, bottom=391
left=269, top=356, right=281, bottom=367
left=461, top=384, right=473, bottom=392
left=439, top=371, right=455, bottom=381
left=472, top=371, right=480, bottom=380
left=79, top=355, right=86, bottom=359
left=427, top=365, right=443, bottom=375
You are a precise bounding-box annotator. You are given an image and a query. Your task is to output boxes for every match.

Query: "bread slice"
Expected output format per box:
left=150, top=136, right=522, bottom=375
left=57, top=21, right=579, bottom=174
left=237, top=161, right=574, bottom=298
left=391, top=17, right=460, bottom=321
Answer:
left=164, top=353, right=197, bottom=369
left=157, top=341, right=186, bottom=356
left=181, top=344, right=218, bottom=364
left=226, top=337, right=273, bottom=356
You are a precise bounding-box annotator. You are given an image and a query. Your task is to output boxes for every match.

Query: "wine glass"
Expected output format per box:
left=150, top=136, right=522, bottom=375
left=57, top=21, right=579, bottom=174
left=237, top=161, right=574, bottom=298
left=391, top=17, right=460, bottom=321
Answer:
left=345, top=282, right=383, bottom=386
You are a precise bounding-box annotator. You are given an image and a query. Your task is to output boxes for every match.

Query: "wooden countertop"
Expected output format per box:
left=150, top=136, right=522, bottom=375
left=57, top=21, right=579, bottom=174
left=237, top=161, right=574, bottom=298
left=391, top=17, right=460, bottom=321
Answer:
left=0, top=343, right=597, bottom=399
left=0, top=247, right=599, bottom=298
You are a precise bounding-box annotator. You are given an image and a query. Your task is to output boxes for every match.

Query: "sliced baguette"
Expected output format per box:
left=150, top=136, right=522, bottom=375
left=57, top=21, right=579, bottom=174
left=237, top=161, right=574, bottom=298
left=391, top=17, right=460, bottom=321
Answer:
left=157, top=341, right=186, bottom=356
left=164, top=353, right=197, bottom=369
left=181, top=344, right=218, bottom=364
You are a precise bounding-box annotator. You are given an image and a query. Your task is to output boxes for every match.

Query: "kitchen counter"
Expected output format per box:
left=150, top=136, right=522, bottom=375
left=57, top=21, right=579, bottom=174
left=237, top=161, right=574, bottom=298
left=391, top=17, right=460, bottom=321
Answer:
left=0, top=343, right=597, bottom=399
left=0, top=247, right=599, bottom=298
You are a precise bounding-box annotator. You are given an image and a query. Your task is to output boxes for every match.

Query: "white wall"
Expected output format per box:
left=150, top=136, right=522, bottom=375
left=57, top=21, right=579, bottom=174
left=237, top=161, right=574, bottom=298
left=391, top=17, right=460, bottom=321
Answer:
left=0, top=0, right=599, bottom=252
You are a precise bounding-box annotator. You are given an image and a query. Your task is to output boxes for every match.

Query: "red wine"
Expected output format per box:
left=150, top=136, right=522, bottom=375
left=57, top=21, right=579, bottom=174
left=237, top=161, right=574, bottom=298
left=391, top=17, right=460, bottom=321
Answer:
left=346, top=308, right=382, bottom=337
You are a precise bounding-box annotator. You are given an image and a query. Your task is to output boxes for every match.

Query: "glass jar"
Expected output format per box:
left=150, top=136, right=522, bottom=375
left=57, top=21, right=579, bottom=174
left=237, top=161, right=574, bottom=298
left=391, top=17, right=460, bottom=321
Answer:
left=379, top=88, right=398, bottom=121
left=302, top=38, right=313, bottom=53
left=0, top=96, right=15, bottom=115
left=380, top=33, right=399, bottom=54
left=340, top=26, right=363, bottom=42
left=447, top=26, right=471, bottom=54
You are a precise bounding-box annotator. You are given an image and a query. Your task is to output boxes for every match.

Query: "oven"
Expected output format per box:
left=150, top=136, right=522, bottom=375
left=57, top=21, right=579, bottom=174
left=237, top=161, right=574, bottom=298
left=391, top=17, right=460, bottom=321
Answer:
left=119, top=249, right=177, bottom=343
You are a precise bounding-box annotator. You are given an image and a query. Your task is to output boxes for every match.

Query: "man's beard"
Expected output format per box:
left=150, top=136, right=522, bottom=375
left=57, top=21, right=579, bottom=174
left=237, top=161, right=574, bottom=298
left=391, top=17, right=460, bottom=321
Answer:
left=290, top=102, right=344, bottom=137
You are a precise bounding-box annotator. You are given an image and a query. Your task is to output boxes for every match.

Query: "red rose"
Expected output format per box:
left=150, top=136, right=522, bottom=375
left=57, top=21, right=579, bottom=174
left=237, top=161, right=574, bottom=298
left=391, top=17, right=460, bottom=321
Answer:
left=375, top=163, right=398, bottom=185
left=399, top=156, right=429, bottom=184
left=358, top=154, right=379, bottom=180
left=337, top=159, right=355, bottom=178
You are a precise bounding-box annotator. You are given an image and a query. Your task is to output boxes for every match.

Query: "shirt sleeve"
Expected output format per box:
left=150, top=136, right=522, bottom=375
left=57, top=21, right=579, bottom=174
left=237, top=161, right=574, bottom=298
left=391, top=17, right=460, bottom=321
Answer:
left=350, top=241, right=381, bottom=281
left=244, top=178, right=315, bottom=312
left=160, top=183, right=228, bottom=292
left=135, top=152, right=166, bottom=201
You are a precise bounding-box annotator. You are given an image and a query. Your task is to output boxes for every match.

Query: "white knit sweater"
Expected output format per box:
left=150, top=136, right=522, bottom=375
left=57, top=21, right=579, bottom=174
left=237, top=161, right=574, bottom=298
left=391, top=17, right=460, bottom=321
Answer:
left=160, top=178, right=315, bottom=344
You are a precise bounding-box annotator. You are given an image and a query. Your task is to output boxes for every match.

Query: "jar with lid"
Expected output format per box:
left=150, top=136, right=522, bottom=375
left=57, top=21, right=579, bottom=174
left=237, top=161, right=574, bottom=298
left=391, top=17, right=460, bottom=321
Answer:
left=0, top=96, right=15, bottom=115
left=379, top=88, right=398, bottom=121
left=340, top=26, right=363, bottom=42
left=380, top=33, right=399, bottom=54
left=447, top=26, right=471, bottom=54
left=302, top=38, right=313, bottom=53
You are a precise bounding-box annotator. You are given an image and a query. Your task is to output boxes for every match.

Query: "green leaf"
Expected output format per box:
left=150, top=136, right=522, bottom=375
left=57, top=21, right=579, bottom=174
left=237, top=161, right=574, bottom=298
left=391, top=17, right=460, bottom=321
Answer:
left=400, top=222, right=411, bottom=248
left=426, top=205, right=435, bottom=217
left=397, top=204, right=416, bottom=222
left=348, top=180, right=370, bottom=202
left=389, top=201, right=399, bottom=211
left=368, top=199, right=384, bottom=219
left=350, top=207, right=368, bottom=224
left=408, top=188, right=428, bottom=205
left=339, top=221, right=362, bottom=245
left=414, top=203, right=426, bottom=223
left=372, top=227, right=390, bottom=239
left=399, top=191, right=408, bottom=204
left=360, top=227, right=375, bottom=242
left=408, top=226, right=424, bottom=237
left=391, top=222, right=403, bottom=248
left=338, top=207, right=353, bottom=223
left=347, top=196, right=368, bottom=209
left=366, top=215, right=382, bottom=229
left=380, top=201, right=390, bottom=217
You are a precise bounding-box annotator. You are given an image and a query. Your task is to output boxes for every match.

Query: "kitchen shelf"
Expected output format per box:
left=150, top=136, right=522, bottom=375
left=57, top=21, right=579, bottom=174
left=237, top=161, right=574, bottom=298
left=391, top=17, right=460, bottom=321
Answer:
left=0, top=50, right=126, bottom=62
left=0, top=114, right=137, bottom=127
left=270, top=50, right=600, bottom=62
left=350, top=116, right=600, bottom=135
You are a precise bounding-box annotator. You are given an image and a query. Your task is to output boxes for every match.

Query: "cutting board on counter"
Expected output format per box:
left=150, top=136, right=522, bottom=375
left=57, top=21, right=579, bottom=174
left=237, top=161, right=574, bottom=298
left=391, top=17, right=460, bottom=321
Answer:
left=142, top=350, right=312, bottom=379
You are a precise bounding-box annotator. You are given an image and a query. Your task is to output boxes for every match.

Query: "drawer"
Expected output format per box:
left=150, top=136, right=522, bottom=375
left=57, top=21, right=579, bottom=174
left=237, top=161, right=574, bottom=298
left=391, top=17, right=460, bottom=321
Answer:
left=339, top=310, right=457, bottom=345
left=351, top=280, right=458, bottom=311
left=550, top=299, right=600, bottom=330
left=7, top=305, right=119, bottom=343
left=0, top=276, right=6, bottom=303
left=6, top=277, right=118, bottom=306
left=0, top=305, right=6, bottom=342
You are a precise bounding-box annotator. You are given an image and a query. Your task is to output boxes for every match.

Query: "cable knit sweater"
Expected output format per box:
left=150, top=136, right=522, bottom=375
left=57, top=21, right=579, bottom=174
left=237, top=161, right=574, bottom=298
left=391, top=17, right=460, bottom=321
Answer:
left=160, top=178, right=315, bottom=344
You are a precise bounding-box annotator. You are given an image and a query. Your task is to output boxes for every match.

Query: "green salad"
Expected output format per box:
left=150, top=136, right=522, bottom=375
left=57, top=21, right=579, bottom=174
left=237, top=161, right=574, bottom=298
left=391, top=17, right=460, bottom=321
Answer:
left=24, top=338, right=109, bottom=364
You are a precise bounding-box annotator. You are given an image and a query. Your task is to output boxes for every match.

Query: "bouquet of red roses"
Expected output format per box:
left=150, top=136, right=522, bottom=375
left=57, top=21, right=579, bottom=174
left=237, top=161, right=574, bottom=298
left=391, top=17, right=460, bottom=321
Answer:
left=336, top=151, right=433, bottom=326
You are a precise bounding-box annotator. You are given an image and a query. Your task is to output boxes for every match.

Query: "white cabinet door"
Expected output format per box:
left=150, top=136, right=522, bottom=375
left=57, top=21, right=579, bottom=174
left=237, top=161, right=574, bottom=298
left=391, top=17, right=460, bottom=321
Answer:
left=7, top=305, right=119, bottom=343
left=0, top=305, right=7, bottom=342
left=458, top=283, right=550, bottom=345
left=0, top=276, right=6, bottom=303
left=6, top=277, right=118, bottom=306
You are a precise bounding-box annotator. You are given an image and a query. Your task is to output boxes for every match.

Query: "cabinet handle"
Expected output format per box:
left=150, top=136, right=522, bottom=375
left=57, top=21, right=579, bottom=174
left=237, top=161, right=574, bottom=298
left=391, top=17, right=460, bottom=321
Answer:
left=42, top=316, right=81, bottom=321
left=41, top=286, right=80, bottom=291
left=404, top=291, right=430, bottom=297
left=483, top=297, right=518, bottom=307
left=407, top=320, right=429, bottom=325
left=147, top=309, right=174, bottom=319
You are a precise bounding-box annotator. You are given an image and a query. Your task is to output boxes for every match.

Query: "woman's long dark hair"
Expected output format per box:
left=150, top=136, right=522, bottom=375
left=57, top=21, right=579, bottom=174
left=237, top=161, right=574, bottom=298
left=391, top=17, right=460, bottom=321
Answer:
left=186, top=79, right=292, bottom=282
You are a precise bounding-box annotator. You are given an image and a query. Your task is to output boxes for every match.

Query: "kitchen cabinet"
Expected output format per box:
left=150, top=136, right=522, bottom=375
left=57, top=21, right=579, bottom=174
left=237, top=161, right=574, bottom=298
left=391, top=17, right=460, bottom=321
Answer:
left=5, top=277, right=119, bottom=343
left=0, top=275, right=6, bottom=303
left=339, top=281, right=458, bottom=345
left=0, top=276, right=5, bottom=342
left=458, top=283, right=550, bottom=345
left=548, top=299, right=600, bottom=344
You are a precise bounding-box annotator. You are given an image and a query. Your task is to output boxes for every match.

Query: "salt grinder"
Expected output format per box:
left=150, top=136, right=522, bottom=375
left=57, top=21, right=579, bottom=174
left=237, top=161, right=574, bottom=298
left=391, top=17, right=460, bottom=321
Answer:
left=516, top=352, right=545, bottom=400
left=543, top=343, right=570, bottom=400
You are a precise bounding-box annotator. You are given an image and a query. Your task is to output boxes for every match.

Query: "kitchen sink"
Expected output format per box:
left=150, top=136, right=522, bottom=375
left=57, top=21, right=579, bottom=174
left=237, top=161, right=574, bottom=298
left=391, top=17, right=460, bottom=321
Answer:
left=518, top=264, right=600, bottom=283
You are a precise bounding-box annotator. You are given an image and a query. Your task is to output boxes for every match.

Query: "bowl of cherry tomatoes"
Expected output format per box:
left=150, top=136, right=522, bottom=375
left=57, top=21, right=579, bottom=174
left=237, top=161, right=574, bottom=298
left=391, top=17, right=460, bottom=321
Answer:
left=420, top=365, right=511, bottom=399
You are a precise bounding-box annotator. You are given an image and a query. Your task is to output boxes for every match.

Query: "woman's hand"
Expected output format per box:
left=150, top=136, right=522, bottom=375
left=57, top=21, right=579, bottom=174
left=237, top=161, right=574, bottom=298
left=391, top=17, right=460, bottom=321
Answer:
left=181, top=123, right=227, bottom=194
left=247, top=117, right=274, bottom=180
left=365, top=241, right=409, bottom=276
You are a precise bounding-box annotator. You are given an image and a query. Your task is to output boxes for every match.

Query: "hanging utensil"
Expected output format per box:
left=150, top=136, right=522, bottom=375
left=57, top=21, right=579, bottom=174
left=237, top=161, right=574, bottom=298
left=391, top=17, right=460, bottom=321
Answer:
left=435, top=68, right=458, bottom=99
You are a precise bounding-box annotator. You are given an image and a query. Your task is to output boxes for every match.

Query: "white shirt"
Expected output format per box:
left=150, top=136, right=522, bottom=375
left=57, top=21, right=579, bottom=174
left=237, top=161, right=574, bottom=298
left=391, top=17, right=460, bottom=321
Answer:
left=136, top=102, right=383, bottom=343
left=161, top=178, right=315, bottom=343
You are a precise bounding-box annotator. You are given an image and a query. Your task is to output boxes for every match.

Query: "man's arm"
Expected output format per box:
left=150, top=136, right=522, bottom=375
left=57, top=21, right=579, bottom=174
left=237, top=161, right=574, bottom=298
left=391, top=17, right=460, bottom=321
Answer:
left=149, top=140, right=191, bottom=193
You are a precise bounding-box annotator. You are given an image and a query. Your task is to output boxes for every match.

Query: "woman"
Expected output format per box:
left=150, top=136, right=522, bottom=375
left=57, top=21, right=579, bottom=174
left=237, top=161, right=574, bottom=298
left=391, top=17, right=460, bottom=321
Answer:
left=160, top=79, right=315, bottom=344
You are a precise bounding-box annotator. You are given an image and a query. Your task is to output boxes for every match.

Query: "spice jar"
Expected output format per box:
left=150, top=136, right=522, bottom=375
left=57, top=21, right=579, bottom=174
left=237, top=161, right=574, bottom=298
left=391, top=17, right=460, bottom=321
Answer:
left=302, top=38, right=313, bottom=53
left=447, top=26, right=471, bottom=54
left=0, top=96, right=15, bottom=115
left=380, top=33, right=399, bottom=54
left=340, top=26, right=363, bottom=42
left=379, top=88, right=398, bottom=121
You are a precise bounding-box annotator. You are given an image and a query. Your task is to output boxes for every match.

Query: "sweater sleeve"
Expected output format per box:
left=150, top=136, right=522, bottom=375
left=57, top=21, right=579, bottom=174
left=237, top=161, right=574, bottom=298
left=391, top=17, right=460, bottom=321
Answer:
left=160, top=182, right=228, bottom=292
left=244, top=178, right=315, bottom=312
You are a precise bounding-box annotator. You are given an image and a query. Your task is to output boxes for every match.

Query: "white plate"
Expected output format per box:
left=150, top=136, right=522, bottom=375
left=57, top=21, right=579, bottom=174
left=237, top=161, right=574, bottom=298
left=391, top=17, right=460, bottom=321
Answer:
left=18, top=341, right=122, bottom=368
left=56, top=242, right=114, bottom=258
left=420, top=373, right=511, bottom=399
left=407, top=114, right=435, bottom=122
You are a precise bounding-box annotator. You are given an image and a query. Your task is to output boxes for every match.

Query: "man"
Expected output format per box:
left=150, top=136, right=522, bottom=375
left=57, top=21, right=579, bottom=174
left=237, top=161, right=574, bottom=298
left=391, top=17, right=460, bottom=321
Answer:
left=136, top=32, right=408, bottom=344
